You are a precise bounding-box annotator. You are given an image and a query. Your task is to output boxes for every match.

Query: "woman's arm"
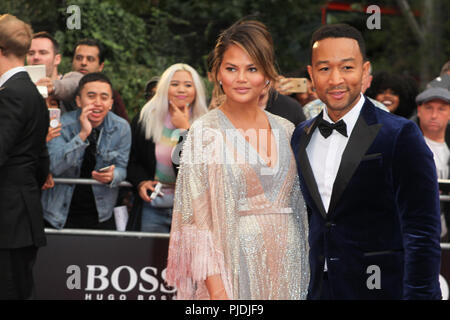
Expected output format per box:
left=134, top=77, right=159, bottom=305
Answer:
left=205, top=274, right=228, bottom=300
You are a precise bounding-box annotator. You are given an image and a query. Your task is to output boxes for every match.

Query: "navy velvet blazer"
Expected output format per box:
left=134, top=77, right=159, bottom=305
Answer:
left=291, top=97, right=442, bottom=300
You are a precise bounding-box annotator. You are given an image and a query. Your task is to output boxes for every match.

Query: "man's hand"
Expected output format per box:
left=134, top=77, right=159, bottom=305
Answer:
left=274, top=76, right=294, bottom=95
left=42, top=173, right=55, bottom=190
left=92, top=165, right=115, bottom=184
left=169, top=101, right=190, bottom=130
left=36, top=77, right=55, bottom=96
left=79, top=104, right=94, bottom=141
left=137, top=180, right=159, bottom=202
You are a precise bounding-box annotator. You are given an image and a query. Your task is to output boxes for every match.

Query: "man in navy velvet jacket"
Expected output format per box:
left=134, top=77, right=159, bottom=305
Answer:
left=291, top=23, right=442, bottom=299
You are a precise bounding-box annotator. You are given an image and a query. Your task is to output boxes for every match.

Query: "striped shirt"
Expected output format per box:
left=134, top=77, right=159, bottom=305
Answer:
left=154, top=114, right=181, bottom=188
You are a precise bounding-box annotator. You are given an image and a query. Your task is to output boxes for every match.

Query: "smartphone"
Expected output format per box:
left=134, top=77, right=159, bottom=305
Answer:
left=150, top=182, right=163, bottom=200
left=284, top=78, right=308, bottom=93
left=48, top=108, right=61, bottom=128
left=98, top=165, right=113, bottom=172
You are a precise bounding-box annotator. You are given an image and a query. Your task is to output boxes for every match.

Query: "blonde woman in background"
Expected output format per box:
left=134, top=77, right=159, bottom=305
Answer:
left=126, top=63, right=208, bottom=232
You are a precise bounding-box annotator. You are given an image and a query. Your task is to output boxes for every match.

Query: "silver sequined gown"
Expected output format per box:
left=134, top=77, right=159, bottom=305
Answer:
left=167, top=109, right=310, bottom=300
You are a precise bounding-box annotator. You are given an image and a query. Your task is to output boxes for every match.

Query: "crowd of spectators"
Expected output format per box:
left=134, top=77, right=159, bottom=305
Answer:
left=23, top=30, right=450, bottom=239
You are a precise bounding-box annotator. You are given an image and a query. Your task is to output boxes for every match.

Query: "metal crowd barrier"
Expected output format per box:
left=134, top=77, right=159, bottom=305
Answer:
left=53, top=177, right=133, bottom=187
left=49, top=177, right=450, bottom=246
left=50, top=177, right=169, bottom=235
left=44, top=228, right=170, bottom=238
left=53, top=178, right=450, bottom=200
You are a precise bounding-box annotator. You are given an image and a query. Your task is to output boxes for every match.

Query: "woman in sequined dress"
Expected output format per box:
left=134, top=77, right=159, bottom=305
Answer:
left=166, top=20, right=310, bottom=300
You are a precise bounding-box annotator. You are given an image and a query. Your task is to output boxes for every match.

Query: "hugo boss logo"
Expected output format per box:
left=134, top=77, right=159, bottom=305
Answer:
left=65, top=264, right=176, bottom=300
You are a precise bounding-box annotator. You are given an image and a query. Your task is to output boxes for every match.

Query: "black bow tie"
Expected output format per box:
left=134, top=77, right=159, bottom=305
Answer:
left=317, top=118, right=348, bottom=138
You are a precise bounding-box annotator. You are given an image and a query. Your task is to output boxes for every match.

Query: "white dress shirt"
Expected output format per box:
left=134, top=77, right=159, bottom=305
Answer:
left=424, top=136, right=450, bottom=179
left=0, top=66, right=26, bottom=87
left=306, top=93, right=366, bottom=213
left=306, top=93, right=365, bottom=272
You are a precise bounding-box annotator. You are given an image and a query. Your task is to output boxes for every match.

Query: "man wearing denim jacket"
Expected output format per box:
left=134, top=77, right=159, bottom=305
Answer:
left=41, top=73, right=131, bottom=229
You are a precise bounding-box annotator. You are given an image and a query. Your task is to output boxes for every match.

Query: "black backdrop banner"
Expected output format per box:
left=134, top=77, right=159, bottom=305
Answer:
left=34, top=230, right=176, bottom=300
left=34, top=229, right=450, bottom=300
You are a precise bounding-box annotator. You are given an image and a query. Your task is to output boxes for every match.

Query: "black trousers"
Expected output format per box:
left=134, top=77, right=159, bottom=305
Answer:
left=319, top=272, right=332, bottom=300
left=0, top=246, right=38, bottom=300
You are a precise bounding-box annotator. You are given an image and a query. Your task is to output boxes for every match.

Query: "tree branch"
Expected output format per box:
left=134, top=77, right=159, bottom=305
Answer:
left=395, top=0, right=426, bottom=44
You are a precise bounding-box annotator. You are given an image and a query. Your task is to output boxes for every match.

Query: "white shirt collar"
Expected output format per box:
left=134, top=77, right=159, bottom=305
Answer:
left=0, top=66, right=26, bottom=87
left=323, top=93, right=365, bottom=137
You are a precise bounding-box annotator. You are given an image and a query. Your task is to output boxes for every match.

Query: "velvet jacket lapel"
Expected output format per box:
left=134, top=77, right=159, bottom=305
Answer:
left=328, top=102, right=382, bottom=215
left=298, top=100, right=382, bottom=219
left=298, top=111, right=328, bottom=218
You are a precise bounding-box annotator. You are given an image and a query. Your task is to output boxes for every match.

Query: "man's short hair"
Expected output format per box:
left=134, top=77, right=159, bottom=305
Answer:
left=73, top=38, right=105, bottom=64
left=0, top=14, right=33, bottom=58
left=76, top=72, right=113, bottom=96
left=33, top=31, right=59, bottom=54
left=310, top=23, right=367, bottom=63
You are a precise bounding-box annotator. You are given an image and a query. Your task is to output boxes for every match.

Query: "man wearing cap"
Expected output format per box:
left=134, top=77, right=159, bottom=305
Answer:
left=415, top=86, right=450, bottom=240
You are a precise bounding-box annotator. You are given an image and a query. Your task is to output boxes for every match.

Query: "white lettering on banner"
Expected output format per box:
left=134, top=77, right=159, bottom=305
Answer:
left=86, top=265, right=109, bottom=291
left=139, top=267, right=158, bottom=293
left=66, top=264, right=176, bottom=300
left=160, top=267, right=176, bottom=293
left=86, top=293, right=163, bottom=300
left=111, top=266, right=138, bottom=292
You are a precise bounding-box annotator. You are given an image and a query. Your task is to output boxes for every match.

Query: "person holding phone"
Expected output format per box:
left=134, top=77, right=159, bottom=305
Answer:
left=126, top=63, right=208, bottom=233
left=166, top=20, right=310, bottom=300
left=41, top=72, right=131, bottom=230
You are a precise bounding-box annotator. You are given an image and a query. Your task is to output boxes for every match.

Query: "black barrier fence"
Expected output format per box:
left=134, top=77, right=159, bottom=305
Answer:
left=35, top=229, right=175, bottom=300
left=33, top=229, right=450, bottom=300
left=32, top=178, right=450, bottom=300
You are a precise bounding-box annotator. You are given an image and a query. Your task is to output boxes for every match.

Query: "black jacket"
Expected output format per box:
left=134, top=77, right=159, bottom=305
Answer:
left=126, top=114, right=157, bottom=230
left=265, top=89, right=306, bottom=126
left=0, top=71, right=49, bottom=248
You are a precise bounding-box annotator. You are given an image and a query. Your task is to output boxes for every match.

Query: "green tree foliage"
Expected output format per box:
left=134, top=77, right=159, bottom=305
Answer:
left=1, top=0, right=449, bottom=117
left=58, top=0, right=156, bottom=118
left=323, top=0, right=449, bottom=86
left=0, top=0, right=61, bottom=30
left=134, top=0, right=322, bottom=75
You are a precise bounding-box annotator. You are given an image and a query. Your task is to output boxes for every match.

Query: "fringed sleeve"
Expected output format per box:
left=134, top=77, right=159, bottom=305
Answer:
left=166, top=119, right=231, bottom=300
